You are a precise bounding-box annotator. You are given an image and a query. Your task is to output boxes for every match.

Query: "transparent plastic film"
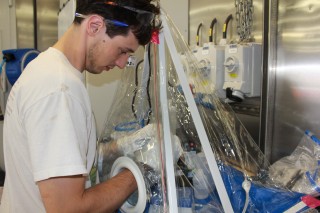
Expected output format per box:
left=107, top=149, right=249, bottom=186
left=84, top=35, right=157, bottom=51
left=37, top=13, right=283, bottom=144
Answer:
left=160, top=10, right=310, bottom=212
left=97, top=44, right=169, bottom=213
left=96, top=9, right=314, bottom=213
left=97, top=49, right=154, bottom=180
left=270, top=131, right=320, bottom=196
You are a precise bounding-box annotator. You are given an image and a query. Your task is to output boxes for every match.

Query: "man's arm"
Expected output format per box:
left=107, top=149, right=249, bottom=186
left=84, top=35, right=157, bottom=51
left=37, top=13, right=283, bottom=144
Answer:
left=38, top=169, right=137, bottom=213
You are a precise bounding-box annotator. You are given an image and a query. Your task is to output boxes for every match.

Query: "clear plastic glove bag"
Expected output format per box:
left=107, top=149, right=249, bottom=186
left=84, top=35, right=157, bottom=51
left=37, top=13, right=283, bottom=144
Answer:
left=96, top=10, right=315, bottom=213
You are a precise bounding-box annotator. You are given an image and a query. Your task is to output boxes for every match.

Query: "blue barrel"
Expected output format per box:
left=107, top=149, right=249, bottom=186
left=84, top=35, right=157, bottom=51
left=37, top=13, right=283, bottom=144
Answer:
left=2, top=48, right=40, bottom=85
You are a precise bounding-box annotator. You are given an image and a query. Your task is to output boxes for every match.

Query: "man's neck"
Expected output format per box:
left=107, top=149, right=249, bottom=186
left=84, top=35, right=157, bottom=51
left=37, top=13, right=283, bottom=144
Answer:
left=53, top=24, right=86, bottom=72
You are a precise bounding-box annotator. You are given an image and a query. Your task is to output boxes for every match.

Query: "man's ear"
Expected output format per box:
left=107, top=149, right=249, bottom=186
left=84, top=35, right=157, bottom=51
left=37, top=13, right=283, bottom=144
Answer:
left=86, top=15, right=104, bottom=36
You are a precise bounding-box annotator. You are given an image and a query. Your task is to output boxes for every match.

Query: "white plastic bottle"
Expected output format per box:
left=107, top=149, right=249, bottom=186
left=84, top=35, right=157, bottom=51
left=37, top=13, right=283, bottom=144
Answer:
left=193, top=152, right=222, bottom=212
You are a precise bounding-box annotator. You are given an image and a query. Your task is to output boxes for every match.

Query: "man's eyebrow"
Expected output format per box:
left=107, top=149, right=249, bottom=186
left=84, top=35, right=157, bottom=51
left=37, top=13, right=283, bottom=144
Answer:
left=121, top=47, right=134, bottom=53
left=125, top=48, right=135, bottom=53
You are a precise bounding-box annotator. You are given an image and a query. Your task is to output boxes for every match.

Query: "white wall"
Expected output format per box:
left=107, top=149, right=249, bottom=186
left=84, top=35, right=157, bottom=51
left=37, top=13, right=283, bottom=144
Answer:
left=86, top=70, right=122, bottom=138
left=161, top=0, right=189, bottom=42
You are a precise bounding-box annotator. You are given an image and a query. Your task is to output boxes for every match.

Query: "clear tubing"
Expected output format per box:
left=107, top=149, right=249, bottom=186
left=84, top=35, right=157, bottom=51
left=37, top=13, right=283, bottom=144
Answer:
left=0, top=59, right=6, bottom=75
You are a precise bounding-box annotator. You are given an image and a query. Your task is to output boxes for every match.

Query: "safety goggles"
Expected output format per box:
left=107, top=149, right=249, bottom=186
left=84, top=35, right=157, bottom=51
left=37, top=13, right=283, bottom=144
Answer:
left=104, top=1, right=155, bottom=26
left=75, top=12, right=128, bottom=27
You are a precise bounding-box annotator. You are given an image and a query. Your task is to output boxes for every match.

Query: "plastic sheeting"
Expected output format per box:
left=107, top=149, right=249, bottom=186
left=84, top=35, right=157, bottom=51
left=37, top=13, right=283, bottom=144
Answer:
left=96, top=10, right=317, bottom=213
left=270, top=131, right=320, bottom=196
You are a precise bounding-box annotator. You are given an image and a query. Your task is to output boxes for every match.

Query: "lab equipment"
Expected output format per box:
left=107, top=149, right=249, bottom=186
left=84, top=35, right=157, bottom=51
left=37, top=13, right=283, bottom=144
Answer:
left=96, top=10, right=316, bottom=213
left=193, top=42, right=225, bottom=98
left=222, top=0, right=262, bottom=102
left=223, top=43, right=262, bottom=102
left=1, top=48, right=40, bottom=86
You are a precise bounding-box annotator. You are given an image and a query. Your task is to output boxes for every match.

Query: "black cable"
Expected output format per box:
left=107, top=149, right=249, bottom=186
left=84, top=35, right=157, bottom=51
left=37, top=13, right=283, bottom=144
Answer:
left=131, top=59, right=144, bottom=119
left=209, top=18, right=217, bottom=43
left=146, top=43, right=152, bottom=125
left=131, top=43, right=152, bottom=125
left=196, top=23, right=203, bottom=46
left=223, top=14, right=233, bottom=39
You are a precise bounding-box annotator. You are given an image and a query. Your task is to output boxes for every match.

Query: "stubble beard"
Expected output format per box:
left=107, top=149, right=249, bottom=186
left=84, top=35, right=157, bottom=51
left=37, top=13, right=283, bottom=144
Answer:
left=86, top=43, right=101, bottom=74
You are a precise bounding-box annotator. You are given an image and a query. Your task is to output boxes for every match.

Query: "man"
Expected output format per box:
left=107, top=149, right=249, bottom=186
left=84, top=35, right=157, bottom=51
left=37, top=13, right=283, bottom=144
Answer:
left=0, top=0, right=161, bottom=212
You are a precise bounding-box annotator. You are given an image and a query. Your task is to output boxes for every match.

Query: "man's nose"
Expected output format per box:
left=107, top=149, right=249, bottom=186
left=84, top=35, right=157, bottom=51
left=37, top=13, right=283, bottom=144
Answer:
left=115, top=54, right=130, bottom=69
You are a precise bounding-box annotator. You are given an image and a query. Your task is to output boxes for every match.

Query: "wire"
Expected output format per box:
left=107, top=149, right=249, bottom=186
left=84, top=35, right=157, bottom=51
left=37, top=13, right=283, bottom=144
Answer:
left=131, top=59, right=144, bottom=119
left=196, top=23, right=203, bottom=46
left=209, top=18, right=217, bottom=43
left=146, top=44, right=152, bottom=124
left=131, top=44, right=152, bottom=126
left=223, top=14, right=233, bottom=39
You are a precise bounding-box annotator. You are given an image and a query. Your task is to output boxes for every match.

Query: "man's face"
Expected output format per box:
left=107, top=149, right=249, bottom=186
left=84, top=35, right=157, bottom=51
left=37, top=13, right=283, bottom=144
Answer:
left=86, top=29, right=139, bottom=74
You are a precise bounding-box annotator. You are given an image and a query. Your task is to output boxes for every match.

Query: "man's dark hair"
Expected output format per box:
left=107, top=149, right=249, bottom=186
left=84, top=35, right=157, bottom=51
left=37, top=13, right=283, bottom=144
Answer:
left=74, top=0, right=161, bottom=45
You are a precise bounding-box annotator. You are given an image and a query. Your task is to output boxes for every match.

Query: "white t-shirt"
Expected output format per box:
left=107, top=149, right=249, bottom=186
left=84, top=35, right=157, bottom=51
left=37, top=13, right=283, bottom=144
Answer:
left=0, top=47, right=97, bottom=212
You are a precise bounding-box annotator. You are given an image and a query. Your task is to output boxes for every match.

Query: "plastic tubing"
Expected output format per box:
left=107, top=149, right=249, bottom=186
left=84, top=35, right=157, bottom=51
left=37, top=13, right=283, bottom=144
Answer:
left=196, top=23, right=203, bottom=46
left=20, top=50, right=40, bottom=73
left=241, top=179, right=251, bottom=213
left=209, top=18, right=217, bottom=43
left=0, top=59, right=5, bottom=75
left=222, top=14, right=233, bottom=39
left=305, top=130, right=320, bottom=144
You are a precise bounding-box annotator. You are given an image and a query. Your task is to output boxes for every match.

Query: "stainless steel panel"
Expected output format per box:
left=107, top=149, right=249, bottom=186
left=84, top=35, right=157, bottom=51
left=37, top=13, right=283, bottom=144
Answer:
left=267, top=0, right=320, bottom=163
left=189, top=0, right=264, bottom=46
left=16, top=0, right=35, bottom=48
left=37, top=0, right=59, bottom=51
left=15, top=0, right=59, bottom=51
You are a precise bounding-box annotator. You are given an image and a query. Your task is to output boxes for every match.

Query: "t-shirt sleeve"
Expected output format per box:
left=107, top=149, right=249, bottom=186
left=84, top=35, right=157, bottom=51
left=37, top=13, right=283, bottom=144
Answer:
left=23, top=89, right=90, bottom=182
